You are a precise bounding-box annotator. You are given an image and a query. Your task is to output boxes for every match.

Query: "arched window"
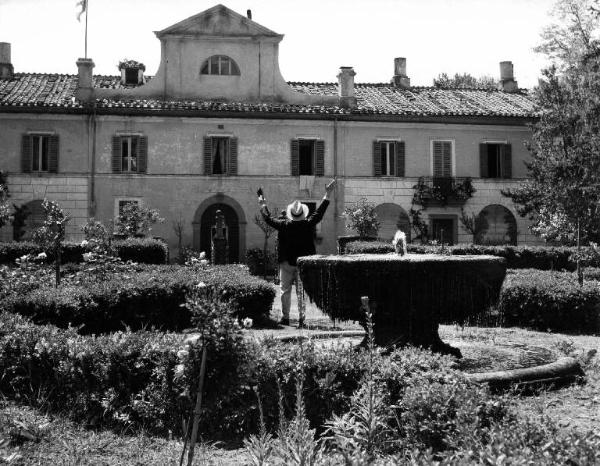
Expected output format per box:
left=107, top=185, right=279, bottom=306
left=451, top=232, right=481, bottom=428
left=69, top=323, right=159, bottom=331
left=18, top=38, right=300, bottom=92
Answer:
left=200, top=55, right=240, bottom=76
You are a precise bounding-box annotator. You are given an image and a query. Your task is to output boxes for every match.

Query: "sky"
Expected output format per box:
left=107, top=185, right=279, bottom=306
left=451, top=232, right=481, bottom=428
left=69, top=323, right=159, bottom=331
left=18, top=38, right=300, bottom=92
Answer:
left=0, top=0, right=556, bottom=88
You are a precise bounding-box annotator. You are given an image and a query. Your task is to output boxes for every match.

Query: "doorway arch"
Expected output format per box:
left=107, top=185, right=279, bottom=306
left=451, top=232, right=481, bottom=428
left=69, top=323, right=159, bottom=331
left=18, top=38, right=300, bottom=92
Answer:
left=374, top=203, right=411, bottom=242
left=193, top=194, right=246, bottom=263
left=477, top=204, right=517, bottom=245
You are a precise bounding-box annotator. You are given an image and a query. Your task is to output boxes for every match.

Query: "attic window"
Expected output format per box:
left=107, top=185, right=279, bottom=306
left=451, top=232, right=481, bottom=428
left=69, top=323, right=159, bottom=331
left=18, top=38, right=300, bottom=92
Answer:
left=200, top=55, right=240, bottom=76
left=118, top=59, right=146, bottom=85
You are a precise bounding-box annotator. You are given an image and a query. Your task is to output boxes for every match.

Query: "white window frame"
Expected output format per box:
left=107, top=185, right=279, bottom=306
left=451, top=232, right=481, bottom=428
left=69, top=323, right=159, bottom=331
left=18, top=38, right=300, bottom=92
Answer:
left=114, top=197, right=143, bottom=219
left=120, top=135, right=140, bottom=173
left=429, top=139, right=455, bottom=177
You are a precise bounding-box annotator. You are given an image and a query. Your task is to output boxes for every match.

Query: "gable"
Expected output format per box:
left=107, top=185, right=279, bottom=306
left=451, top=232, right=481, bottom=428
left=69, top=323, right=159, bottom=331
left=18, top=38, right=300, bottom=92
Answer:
left=156, top=4, right=281, bottom=38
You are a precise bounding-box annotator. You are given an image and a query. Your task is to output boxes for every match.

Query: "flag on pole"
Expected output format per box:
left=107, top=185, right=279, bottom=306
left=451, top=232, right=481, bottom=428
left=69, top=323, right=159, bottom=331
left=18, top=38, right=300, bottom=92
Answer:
left=76, top=0, right=87, bottom=22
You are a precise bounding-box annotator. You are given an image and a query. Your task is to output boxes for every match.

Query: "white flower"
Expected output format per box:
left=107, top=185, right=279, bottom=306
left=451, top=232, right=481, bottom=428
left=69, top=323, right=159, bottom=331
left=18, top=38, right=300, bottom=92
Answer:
left=80, top=240, right=89, bottom=247
left=36, top=252, right=47, bottom=260
left=242, top=318, right=253, bottom=329
left=196, top=281, right=207, bottom=289
left=174, top=363, right=185, bottom=380
left=82, top=252, right=94, bottom=262
left=184, top=335, right=201, bottom=346
left=199, top=251, right=206, bottom=259
left=177, top=349, right=189, bottom=360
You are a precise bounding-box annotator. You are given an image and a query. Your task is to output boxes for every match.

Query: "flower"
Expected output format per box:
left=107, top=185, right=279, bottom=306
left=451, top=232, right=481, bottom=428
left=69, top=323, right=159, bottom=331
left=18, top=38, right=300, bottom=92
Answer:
left=176, top=348, right=189, bottom=360
left=196, top=281, right=207, bottom=289
left=82, top=252, right=94, bottom=262
left=80, top=240, right=89, bottom=247
left=242, top=317, right=253, bottom=329
left=183, top=335, right=201, bottom=345
left=35, top=252, right=47, bottom=260
left=174, top=363, right=185, bottom=380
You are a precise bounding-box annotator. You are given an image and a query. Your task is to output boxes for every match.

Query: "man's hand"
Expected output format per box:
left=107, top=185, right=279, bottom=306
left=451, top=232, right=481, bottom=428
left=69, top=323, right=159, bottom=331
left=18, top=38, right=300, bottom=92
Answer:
left=324, top=179, right=337, bottom=199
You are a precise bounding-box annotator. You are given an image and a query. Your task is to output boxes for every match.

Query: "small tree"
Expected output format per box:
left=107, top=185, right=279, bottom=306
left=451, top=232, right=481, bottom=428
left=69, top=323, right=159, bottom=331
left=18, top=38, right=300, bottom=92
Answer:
left=433, top=72, right=498, bottom=89
left=172, top=212, right=186, bottom=264
left=115, top=203, right=164, bottom=238
left=82, top=218, right=109, bottom=244
left=343, top=198, right=380, bottom=239
left=254, top=213, right=276, bottom=279
left=33, top=199, right=71, bottom=287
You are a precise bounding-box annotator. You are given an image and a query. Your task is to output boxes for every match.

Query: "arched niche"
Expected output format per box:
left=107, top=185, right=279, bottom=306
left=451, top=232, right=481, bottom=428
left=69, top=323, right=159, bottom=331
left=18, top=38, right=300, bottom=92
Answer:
left=374, top=203, right=411, bottom=242
left=476, top=204, right=517, bottom=245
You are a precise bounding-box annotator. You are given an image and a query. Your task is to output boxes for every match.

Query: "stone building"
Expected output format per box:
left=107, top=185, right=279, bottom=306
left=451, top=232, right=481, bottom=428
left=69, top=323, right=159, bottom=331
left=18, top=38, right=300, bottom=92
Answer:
left=0, top=4, right=539, bottom=261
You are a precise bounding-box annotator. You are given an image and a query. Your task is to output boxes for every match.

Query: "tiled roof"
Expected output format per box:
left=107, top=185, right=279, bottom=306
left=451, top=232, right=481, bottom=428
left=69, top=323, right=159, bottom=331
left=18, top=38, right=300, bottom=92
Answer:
left=0, top=73, right=538, bottom=118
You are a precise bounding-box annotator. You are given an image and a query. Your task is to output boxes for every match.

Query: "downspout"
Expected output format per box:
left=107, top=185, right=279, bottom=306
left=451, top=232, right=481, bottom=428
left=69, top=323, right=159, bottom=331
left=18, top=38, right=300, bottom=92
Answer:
left=333, top=116, right=339, bottom=244
left=89, top=102, right=97, bottom=217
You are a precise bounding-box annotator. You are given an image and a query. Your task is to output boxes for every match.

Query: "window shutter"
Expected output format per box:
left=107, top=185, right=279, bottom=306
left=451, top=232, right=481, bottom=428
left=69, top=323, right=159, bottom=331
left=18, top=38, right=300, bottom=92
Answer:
left=315, top=140, right=325, bottom=176
left=433, top=141, right=443, bottom=176
left=480, top=143, right=488, bottom=178
left=48, top=135, right=59, bottom=173
left=137, top=136, right=148, bottom=173
left=21, top=134, right=32, bottom=173
left=373, top=141, right=382, bottom=177
left=395, top=141, right=405, bottom=177
left=112, top=136, right=122, bottom=173
left=203, top=137, right=213, bottom=175
left=442, top=142, right=452, bottom=176
left=291, top=139, right=300, bottom=176
left=502, top=144, right=512, bottom=179
left=229, top=137, right=238, bottom=175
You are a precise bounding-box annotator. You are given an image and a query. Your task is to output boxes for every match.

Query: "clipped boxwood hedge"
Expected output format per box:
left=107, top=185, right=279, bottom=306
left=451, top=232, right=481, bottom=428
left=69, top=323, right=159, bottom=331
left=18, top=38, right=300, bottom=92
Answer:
left=343, top=241, right=597, bottom=271
left=0, top=238, right=168, bottom=265
left=497, top=269, right=600, bottom=334
left=1, top=264, right=275, bottom=333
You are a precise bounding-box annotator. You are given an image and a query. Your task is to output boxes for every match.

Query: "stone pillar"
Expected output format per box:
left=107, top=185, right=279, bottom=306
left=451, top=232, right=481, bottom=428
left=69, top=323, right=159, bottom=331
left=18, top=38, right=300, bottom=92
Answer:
left=0, top=42, right=14, bottom=79
left=392, top=57, right=410, bottom=88
left=211, top=210, right=229, bottom=265
left=76, top=58, right=95, bottom=102
left=498, top=61, right=518, bottom=92
left=337, top=66, right=357, bottom=108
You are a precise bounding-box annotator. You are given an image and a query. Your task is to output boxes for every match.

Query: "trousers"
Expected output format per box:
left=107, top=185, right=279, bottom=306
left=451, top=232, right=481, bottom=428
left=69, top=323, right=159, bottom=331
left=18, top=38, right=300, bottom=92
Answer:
left=279, top=260, right=305, bottom=322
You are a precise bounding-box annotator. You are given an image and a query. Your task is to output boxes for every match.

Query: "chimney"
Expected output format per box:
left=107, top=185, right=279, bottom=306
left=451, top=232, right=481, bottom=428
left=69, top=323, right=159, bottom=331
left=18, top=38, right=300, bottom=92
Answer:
left=0, top=42, right=14, bottom=79
left=498, top=61, right=518, bottom=92
left=76, top=57, right=95, bottom=102
left=392, top=57, right=410, bottom=88
left=247, top=9, right=252, bottom=19
left=337, top=66, right=357, bottom=108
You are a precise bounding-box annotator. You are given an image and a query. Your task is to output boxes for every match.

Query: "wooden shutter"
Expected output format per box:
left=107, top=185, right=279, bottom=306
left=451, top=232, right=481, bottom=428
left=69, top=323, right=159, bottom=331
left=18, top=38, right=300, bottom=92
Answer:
left=395, top=141, right=405, bottom=177
left=502, top=144, right=512, bottom=179
left=228, top=137, right=238, bottom=175
left=291, top=139, right=300, bottom=176
left=433, top=141, right=443, bottom=176
left=315, top=140, right=325, bottom=176
left=21, top=134, right=32, bottom=173
left=203, top=137, right=213, bottom=175
left=373, top=141, right=382, bottom=177
left=48, top=135, right=59, bottom=173
left=137, top=136, right=148, bottom=173
left=442, top=142, right=452, bottom=176
left=480, top=143, right=488, bottom=178
left=112, top=136, right=122, bottom=173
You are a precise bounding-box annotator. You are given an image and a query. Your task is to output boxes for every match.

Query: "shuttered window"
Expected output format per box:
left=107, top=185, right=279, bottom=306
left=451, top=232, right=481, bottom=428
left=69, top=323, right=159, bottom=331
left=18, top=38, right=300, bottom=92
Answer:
left=479, top=143, right=512, bottom=179
left=203, top=136, right=238, bottom=176
left=291, top=139, right=324, bottom=176
left=374, top=140, right=405, bottom=177
left=112, top=135, right=148, bottom=173
left=21, top=134, right=59, bottom=173
left=432, top=141, right=453, bottom=177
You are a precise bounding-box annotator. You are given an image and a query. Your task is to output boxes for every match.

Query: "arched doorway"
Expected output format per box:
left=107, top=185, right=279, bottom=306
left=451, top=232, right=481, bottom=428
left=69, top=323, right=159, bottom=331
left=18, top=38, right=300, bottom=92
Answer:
left=374, top=203, right=411, bottom=242
left=477, top=204, right=517, bottom=245
left=193, top=195, right=246, bottom=263
left=15, top=199, right=44, bottom=241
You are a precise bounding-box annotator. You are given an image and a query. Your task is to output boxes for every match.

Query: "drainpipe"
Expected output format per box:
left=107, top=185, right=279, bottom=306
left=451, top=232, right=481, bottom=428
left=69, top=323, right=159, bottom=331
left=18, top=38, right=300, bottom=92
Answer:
left=333, top=117, right=339, bottom=243
left=89, top=103, right=97, bottom=217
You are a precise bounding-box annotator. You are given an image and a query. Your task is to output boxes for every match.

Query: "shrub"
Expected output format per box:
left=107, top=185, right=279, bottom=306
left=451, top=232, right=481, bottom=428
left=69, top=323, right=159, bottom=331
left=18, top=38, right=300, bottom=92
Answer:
left=114, top=203, right=164, bottom=237
left=0, top=238, right=168, bottom=265
left=345, top=240, right=393, bottom=255
left=498, top=269, right=600, bottom=334
left=112, top=237, right=169, bottom=264
left=343, top=198, right=380, bottom=238
left=1, top=264, right=275, bottom=333
left=245, top=247, right=277, bottom=277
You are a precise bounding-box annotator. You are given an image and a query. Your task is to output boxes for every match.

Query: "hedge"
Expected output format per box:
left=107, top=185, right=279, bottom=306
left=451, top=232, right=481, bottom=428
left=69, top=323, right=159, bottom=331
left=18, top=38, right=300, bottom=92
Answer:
left=0, top=238, right=169, bottom=265
left=1, top=264, right=275, bottom=333
left=343, top=241, right=598, bottom=271
left=497, top=269, right=600, bottom=334
left=0, top=311, right=493, bottom=443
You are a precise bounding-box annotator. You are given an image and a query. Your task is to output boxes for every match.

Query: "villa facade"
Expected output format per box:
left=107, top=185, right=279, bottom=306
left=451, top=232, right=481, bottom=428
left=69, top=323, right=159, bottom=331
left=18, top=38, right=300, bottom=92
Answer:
left=0, top=4, right=539, bottom=261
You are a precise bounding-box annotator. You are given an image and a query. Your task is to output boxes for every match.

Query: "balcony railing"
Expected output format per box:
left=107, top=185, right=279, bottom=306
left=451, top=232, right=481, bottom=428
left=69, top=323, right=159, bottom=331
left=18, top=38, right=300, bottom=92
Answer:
left=412, top=176, right=475, bottom=207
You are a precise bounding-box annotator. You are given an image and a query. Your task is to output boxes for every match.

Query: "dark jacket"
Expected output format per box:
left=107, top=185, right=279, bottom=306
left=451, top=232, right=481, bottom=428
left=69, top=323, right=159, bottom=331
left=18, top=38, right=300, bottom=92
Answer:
left=261, top=200, right=329, bottom=266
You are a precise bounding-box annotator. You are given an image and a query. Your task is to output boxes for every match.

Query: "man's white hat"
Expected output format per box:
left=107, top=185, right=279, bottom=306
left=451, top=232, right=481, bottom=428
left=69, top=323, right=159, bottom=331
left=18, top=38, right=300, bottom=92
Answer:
left=286, top=200, right=309, bottom=221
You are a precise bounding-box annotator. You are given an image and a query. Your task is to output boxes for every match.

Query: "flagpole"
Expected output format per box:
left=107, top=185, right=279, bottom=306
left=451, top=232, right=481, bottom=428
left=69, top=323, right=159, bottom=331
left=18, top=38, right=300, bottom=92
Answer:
left=84, top=0, right=89, bottom=59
